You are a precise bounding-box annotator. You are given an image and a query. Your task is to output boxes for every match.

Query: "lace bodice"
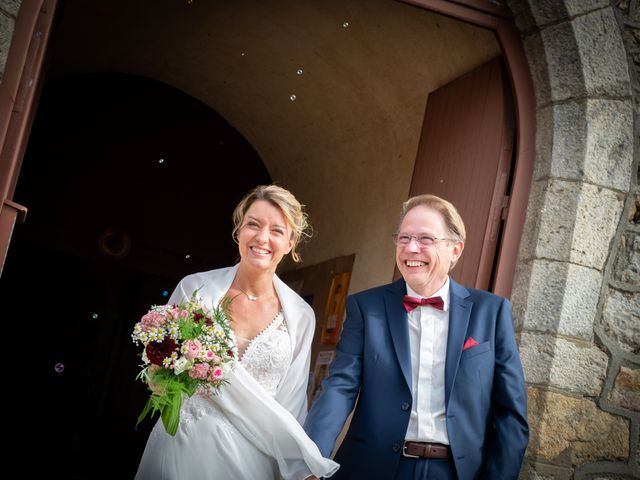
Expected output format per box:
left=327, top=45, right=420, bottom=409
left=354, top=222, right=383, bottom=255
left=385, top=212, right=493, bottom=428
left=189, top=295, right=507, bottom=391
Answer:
left=180, top=312, right=292, bottom=435
left=237, top=312, right=291, bottom=396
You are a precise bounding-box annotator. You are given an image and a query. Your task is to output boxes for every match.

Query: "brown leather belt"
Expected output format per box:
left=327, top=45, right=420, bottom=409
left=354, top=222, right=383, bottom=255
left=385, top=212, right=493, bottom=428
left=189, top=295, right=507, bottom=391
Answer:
left=402, top=441, right=452, bottom=460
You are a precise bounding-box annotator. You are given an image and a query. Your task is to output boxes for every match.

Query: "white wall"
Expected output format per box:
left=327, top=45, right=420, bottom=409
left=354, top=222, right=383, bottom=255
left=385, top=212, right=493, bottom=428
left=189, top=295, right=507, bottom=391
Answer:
left=47, top=0, right=500, bottom=293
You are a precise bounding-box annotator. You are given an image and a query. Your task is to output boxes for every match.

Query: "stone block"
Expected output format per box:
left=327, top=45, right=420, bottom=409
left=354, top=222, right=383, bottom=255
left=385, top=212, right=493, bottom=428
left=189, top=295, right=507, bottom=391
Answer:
left=608, top=365, right=640, bottom=412
left=521, top=0, right=609, bottom=28
left=519, top=461, right=572, bottom=480
left=527, top=387, right=629, bottom=464
left=513, top=259, right=601, bottom=339
left=573, top=9, right=631, bottom=98
left=601, top=288, right=640, bottom=354
left=511, top=261, right=533, bottom=323
left=538, top=21, right=586, bottom=102
left=517, top=180, right=546, bottom=262
left=520, top=332, right=608, bottom=396
left=522, top=32, right=553, bottom=106
left=533, top=99, right=634, bottom=191
left=630, top=193, right=639, bottom=226
left=533, top=8, right=630, bottom=103
left=570, top=183, right=624, bottom=268
left=583, top=100, right=634, bottom=191
left=613, top=231, right=640, bottom=287
left=590, top=474, right=634, bottom=479
left=523, top=179, right=578, bottom=263
left=0, top=0, right=21, bottom=17
left=534, top=102, right=586, bottom=182
left=526, top=179, right=623, bottom=269
left=505, top=0, right=536, bottom=35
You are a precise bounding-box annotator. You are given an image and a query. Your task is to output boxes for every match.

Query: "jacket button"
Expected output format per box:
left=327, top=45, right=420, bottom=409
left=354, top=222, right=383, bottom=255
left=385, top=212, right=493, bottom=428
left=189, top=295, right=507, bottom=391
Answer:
left=401, top=402, right=410, bottom=411
left=393, top=443, right=401, bottom=452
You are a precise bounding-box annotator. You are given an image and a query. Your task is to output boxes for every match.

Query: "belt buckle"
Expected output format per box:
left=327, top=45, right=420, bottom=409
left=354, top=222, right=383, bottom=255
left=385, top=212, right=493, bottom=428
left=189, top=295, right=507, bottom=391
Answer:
left=402, top=445, right=420, bottom=459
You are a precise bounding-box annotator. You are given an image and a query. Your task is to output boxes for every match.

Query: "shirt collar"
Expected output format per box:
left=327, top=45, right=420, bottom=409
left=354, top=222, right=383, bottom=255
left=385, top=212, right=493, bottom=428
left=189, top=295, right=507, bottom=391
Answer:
left=406, top=277, right=450, bottom=312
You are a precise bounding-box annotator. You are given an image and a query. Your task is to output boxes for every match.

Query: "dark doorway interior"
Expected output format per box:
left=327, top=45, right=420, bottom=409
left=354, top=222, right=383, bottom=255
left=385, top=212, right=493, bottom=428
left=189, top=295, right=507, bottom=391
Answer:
left=1, top=73, right=270, bottom=478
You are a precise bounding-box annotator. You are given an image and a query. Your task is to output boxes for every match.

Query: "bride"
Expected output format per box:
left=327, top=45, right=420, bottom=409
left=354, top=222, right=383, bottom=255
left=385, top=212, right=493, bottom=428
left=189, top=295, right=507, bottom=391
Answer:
left=135, top=185, right=339, bottom=479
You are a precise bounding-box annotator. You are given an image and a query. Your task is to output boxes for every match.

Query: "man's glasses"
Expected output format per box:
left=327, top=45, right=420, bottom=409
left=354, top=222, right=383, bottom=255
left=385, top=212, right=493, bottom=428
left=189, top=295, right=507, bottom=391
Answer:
left=392, top=233, right=453, bottom=247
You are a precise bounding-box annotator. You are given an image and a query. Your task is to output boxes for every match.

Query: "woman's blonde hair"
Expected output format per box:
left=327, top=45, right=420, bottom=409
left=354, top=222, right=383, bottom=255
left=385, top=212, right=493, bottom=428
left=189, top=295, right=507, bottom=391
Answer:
left=232, top=185, right=312, bottom=263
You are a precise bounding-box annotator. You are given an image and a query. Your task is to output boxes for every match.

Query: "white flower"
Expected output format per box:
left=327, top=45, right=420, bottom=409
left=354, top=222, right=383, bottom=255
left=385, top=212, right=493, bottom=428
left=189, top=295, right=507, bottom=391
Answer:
left=220, top=359, right=235, bottom=374
left=141, top=350, right=150, bottom=365
left=173, top=356, right=192, bottom=375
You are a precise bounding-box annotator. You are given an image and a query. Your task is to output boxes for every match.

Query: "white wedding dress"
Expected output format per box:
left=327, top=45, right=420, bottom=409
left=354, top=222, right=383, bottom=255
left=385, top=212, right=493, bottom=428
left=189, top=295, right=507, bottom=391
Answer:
left=135, top=266, right=339, bottom=480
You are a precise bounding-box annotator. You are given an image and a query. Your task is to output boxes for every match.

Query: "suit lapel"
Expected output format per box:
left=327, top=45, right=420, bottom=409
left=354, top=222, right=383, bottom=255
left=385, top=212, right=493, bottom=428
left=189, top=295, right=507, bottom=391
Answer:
left=384, top=279, right=412, bottom=392
left=444, top=279, right=472, bottom=407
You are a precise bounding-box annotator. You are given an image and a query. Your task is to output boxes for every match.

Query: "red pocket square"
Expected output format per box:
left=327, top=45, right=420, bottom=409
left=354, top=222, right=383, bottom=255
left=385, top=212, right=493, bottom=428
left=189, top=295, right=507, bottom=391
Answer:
left=463, top=337, right=479, bottom=350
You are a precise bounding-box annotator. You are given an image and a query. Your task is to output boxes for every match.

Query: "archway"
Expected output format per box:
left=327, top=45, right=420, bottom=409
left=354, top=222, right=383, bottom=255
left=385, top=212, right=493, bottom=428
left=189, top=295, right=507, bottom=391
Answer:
left=1, top=72, right=271, bottom=477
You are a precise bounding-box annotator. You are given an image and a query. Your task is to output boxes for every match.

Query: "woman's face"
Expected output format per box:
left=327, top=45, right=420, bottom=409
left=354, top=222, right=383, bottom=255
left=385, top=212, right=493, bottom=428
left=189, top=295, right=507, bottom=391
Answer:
left=237, top=200, right=294, bottom=274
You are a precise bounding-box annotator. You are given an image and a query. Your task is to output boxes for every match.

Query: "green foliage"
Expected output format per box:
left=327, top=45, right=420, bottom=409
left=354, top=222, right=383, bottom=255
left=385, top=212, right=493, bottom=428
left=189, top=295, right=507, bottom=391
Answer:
left=136, top=366, right=200, bottom=436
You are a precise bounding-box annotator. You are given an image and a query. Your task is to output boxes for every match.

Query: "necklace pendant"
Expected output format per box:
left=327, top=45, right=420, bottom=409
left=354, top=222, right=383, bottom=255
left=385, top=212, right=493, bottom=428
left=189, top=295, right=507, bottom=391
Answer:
left=248, top=294, right=257, bottom=301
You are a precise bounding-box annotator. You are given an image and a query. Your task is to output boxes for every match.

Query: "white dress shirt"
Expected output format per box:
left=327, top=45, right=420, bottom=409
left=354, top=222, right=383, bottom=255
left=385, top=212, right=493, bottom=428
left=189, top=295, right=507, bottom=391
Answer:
left=404, top=278, right=451, bottom=444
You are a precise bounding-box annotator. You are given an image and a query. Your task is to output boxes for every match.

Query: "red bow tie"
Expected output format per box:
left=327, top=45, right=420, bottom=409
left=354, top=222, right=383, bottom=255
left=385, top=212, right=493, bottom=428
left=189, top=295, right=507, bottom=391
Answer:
left=403, top=295, right=444, bottom=312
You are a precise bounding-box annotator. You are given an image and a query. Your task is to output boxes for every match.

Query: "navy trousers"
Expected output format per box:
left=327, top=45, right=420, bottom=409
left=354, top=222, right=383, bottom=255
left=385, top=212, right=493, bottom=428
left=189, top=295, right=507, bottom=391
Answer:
left=394, top=457, right=457, bottom=480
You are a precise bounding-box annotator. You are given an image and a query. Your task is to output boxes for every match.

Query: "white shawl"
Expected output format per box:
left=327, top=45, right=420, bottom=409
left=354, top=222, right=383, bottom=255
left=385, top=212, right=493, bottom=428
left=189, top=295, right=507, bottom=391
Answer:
left=169, top=265, right=339, bottom=479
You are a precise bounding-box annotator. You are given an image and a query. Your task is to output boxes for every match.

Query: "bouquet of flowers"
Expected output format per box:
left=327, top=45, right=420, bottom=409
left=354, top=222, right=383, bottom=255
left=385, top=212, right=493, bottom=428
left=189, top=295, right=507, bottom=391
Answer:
left=132, top=291, right=237, bottom=436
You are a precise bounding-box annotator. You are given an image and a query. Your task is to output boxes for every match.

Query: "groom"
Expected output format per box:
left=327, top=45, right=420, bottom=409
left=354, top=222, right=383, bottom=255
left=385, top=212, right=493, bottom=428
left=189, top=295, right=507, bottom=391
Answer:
left=304, top=194, right=528, bottom=479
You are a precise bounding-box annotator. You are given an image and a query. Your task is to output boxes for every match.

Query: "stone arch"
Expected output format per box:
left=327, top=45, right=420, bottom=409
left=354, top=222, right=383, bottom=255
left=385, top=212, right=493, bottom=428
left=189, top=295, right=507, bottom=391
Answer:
left=506, top=1, right=638, bottom=478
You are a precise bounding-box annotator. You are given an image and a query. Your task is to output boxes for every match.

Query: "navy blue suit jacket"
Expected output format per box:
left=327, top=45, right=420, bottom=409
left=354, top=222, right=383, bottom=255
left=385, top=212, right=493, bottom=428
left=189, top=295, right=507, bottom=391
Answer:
left=304, top=278, right=528, bottom=480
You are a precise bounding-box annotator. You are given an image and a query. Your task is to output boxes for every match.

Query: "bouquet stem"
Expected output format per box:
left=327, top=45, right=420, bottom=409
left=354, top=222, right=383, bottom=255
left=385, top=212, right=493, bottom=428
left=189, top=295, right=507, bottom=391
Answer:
left=136, top=367, right=195, bottom=436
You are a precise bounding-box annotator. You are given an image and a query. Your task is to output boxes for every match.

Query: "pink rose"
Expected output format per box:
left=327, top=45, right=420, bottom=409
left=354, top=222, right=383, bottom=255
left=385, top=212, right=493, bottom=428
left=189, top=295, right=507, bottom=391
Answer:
left=140, top=311, right=166, bottom=332
left=208, top=367, right=223, bottom=382
left=205, top=351, right=220, bottom=363
left=183, top=340, right=202, bottom=360
left=189, top=363, right=209, bottom=379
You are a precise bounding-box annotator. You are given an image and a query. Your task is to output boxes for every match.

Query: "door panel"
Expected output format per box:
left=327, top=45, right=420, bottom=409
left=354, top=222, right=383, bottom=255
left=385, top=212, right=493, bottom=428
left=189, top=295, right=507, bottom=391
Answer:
left=0, top=0, right=57, bottom=275
left=407, top=56, right=514, bottom=291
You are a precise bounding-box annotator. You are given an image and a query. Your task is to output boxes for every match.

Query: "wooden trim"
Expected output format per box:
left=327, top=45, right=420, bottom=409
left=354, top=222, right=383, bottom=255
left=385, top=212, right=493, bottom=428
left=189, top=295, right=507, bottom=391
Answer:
left=399, top=0, right=536, bottom=298
left=491, top=19, right=536, bottom=298
left=401, top=0, right=512, bottom=19
left=0, top=0, right=56, bottom=201
left=0, top=199, right=28, bottom=274
left=0, top=1, right=43, bottom=153
left=401, top=0, right=499, bottom=29
left=3, top=199, right=28, bottom=222
left=446, top=0, right=512, bottom=18
left=0, top=0, right=57, bottom=276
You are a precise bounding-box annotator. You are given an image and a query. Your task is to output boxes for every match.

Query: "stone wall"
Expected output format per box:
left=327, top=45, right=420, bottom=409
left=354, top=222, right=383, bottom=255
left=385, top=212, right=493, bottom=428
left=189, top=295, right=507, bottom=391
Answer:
left=0, top=0, right=20, bottom=84
left=508, top=0, right=639, bottom=478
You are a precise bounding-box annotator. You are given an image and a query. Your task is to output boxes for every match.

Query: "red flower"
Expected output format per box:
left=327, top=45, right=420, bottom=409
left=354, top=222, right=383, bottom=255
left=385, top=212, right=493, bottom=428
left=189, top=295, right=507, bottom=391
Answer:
left=146, top=338, right=179, bottom=366
left=227, top=349, right=234, bottom=359
left=193, top=312, right=204, bottom=323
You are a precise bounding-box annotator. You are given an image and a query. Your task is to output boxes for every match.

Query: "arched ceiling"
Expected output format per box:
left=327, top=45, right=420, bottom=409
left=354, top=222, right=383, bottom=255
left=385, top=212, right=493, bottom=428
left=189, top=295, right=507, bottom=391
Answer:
left=47, top=0, right=500, bottom=291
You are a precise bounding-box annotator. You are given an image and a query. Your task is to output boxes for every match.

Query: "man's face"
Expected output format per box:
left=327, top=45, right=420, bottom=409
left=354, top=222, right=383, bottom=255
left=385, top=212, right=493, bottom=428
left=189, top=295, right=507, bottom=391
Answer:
left=395, top=205, right=464, bottom=296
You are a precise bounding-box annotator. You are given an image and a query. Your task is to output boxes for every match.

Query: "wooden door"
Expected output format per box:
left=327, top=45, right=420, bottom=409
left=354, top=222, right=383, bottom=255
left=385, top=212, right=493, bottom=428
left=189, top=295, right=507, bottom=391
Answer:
left=0, top=0, right=57, bottom=275
left=408, top=56, right=514, bottom=292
